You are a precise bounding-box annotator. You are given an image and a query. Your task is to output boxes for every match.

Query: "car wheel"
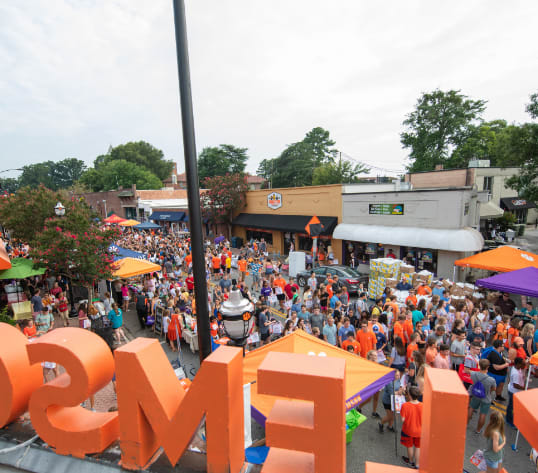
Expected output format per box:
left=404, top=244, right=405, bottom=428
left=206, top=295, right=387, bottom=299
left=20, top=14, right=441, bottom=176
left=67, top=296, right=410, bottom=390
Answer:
left=297, top=276, right=306, bottom=287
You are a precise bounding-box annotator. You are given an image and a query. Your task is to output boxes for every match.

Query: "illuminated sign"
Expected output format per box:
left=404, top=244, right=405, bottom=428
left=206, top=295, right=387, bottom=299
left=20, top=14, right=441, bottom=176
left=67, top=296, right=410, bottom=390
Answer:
left=369, top=203, right=404, bottom=215
left=267, top=192, right=282, bottom=210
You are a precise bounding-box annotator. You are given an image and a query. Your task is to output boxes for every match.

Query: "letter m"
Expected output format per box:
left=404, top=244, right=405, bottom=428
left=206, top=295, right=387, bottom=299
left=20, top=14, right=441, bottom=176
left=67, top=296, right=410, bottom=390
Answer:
left=115, top=339, right=244, bottom=473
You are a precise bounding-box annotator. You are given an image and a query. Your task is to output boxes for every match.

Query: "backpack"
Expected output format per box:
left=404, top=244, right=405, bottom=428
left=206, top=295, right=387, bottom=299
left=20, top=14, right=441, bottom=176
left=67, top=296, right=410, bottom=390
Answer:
left=471, top=376, right=486, bottom=399
left=480, top=346, right=494, bottom=360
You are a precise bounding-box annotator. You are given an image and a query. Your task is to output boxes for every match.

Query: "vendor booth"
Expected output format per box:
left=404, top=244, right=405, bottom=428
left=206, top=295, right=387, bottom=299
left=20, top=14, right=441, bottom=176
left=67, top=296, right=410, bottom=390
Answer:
left=242, top=330, right=394, bottom=426
left=118, top=219, right=140, bottom=227
left=112, top=257, right=161, bottom=279
left=476, top=267, right=538, bottom=298
left=454, top=246, right=538, bottom=273
left=134, top=221, right=162, bottom=230
left=103, top=214, right=126, bottom=224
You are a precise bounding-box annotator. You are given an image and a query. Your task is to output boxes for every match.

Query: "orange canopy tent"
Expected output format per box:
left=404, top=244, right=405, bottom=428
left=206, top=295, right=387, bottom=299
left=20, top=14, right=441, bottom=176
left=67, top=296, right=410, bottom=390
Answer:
left=112, top=257, right=161, bottom=278
left=243, top=330, right=395, bottom=426
left=118, top=219, right=140, bottom=227
left=454, top=246, right=538, bottom=273
left=0, top=239, right=11, bottom=270
left=104, top=214, right=126, bottom=224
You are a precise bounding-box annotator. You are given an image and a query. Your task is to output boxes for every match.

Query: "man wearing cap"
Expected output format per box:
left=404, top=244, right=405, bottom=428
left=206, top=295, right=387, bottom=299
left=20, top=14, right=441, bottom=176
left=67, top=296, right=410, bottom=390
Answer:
left=432, top=281, right=444, bottom=297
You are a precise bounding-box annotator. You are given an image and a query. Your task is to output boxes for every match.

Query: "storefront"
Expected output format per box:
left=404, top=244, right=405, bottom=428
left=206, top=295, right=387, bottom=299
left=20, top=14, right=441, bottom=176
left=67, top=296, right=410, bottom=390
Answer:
left=148, top=211, right=188, bottom=233
left=335, top=187, right=485, bottom=279
left=500, top=197, right=536, bottom=224
left=232, top=185, right=342, bottom=257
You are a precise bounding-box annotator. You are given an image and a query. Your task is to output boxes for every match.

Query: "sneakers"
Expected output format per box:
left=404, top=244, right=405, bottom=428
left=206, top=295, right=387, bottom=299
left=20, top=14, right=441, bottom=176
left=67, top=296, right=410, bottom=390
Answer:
left=371, top=412, right=380, bottom=419
left=402, top=456, right=410, bottom=464
left=496, top=395, right=507, bottom=402
left=387, top=426, right=395, bottom=432
left=378, top=422, right=384, bottom=433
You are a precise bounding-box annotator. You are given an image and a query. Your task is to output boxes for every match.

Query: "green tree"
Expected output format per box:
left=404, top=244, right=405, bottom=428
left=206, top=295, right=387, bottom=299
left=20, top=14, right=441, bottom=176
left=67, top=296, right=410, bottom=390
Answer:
left=18, top=162, right=56, bottom=190
left=16, top=159, right=87, bottom=191
left=80, top=159, right=162, bottom=192
left=401, top=89, right=487, bottom=172
left=526, top=92, right=538, bottom=119
left=197, top=144, right=248, bottom=183
left=0, top=186, right=117, bottom=298
left=271, top=141, right=318, bottom=188
left=312, top=156, right=369, bottom=185
left=95, top=141, right=173, bottom=181
left=201, top=173, right=248, bottom=237
left=303, top=127, right=337, bottom=164
left=0, top=177, right=20, bottom=194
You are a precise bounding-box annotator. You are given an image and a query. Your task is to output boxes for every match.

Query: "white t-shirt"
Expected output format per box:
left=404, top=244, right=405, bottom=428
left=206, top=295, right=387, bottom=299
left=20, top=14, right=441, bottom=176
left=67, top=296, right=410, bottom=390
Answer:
left=508, top=367, right=525, bottom=394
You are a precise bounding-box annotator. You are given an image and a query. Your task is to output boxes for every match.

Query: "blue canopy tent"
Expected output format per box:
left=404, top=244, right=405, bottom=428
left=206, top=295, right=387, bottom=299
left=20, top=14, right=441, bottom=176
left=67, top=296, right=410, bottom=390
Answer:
left=134, top=221, right=162, bottom=230
left=148, top=211, right=185, bottom=222
left=108, top=245, right=147, bottom=261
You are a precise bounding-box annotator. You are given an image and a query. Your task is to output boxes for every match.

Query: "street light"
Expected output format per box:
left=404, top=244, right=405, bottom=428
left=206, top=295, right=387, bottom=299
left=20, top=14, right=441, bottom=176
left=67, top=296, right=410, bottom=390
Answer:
left=54, top=202, right=65, bottom=216
left=218, top=287, right=254, bottom=349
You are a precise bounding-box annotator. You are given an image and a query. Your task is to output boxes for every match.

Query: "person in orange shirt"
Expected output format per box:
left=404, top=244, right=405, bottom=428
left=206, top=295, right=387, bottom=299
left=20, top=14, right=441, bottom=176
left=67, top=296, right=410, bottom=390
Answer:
left=400, top=386, right=423, bottom=468
left=384, top=295, right=400, bottom=317
left=425, top=337, right=438, bottom=367
left=416, top=282, right=432, bottom=296
left=405, top=289, right=418, bottom=308
left=406, top=333, right=419, bottom=367
left=505, top=317, right=522, bottom=349
left=342, top=332, right=361, bottom=355
left=238, top=257, right=248, bottom=280
left=185, top=252, right=193, bottom=268
left=356, top=321, right=377, bottom=358
left=393, top=314, right=405, bottom=343
left=403, top=311, right=414, bottom=345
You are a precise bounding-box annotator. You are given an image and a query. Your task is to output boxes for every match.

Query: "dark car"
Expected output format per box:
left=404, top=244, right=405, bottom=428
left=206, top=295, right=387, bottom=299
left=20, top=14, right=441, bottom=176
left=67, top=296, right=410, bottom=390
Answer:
left=296, top=265, right=368, bottom=295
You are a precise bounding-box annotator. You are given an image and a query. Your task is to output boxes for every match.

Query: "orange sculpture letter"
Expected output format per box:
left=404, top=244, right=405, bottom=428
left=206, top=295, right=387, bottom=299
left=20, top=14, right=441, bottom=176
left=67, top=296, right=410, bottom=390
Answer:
left=26, top=328, right=118, bottom=457
left=257, top=352, right=346, bottom=473
left=514, top=388, right=538, bottom=450
left=0, top=323, right=42, bottom=427
left=366, top=367, right=468, bottom=473
left=115, top=339, right=244, bottom=472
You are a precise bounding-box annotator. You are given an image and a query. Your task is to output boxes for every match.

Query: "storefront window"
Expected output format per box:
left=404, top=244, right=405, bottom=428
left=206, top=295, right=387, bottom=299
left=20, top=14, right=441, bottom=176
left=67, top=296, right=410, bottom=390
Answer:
left=246, top=230, right=273, bottom=245
left=343, top=241, right=384, bottom=266
left=400, top=247, right=438, bottom=274
left=298, top=235, right=332, bottom=253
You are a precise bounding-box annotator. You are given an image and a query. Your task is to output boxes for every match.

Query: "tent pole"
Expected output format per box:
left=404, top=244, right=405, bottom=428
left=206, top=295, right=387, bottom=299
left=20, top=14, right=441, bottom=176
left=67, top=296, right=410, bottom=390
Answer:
left=393, top=379, right=398, bottom=457
left=452, top=265, right=456, bottom=282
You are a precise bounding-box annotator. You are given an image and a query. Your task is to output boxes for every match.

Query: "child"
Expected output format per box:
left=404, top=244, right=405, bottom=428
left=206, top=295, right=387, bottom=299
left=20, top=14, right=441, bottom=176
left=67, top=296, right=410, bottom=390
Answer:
left=23, top=319, right=37, bottom=338
left=400, top=386, right=423, bottom=469
left=210, top=316, right=219, bottom=340
left=163, top=309, right=171, bottom=344
left=483, top=410, right=506, bottom=473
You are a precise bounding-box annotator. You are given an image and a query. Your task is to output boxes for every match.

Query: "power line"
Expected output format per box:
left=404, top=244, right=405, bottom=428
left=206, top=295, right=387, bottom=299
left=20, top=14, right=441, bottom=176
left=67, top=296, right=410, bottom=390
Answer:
left=339, top=151, right=405, bottom=175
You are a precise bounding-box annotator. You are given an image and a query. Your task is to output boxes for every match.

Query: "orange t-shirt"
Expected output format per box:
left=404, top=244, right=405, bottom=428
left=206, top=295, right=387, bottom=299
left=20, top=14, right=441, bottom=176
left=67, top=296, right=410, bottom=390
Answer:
left=356, top=330, right=376, bottom=358
left=24, top=325, right=37, bottom=338
left=342, top=340, right=361, bottom=354
left=212, top=256, right=221, bottom=269
left=400, top=402, right=423, bottom=437
left=210, top=321, right=219, bottom=338
left=425, top=346, right=438, bottom=366
left=493, top=323, right=506, bottom=342
left=326, top=284, right=334, bottom=299
left=238, top=260, right=247, bottom=272
left=406, top=295, right=417, bottom=307
left=385, top=301, right=400, bottom=316
left=185, top=254, right=192, bottom=265
left=416, top=286, right=432, bottom=296
left=274, top=278, right=286, bottom=290
left=403, top=320, right=414, bottom=341
left=505, top=327, right=519, bottom=349
left=406, top=342, right=418, bottom=365
left=393, top=321, right=404, bottom=342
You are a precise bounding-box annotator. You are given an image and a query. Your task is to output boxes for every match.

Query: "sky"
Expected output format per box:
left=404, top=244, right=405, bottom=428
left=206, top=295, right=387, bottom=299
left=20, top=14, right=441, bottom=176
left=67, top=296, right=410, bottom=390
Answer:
left=1, top=0, right=537, bottom=179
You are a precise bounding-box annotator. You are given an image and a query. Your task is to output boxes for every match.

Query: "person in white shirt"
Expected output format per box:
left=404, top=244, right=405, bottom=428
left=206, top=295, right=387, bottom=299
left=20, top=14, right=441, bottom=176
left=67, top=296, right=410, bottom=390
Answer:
left=506, top=357, right=526, bottom=427
left=307, top=273, right=317, bottom=292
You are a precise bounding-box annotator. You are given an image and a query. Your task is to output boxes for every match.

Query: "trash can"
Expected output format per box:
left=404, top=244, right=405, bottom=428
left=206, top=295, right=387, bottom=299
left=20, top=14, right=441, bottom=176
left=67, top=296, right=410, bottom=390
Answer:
left=515, top=224, right=525, bottom=237
left=505, top=228, right=516, bottom=242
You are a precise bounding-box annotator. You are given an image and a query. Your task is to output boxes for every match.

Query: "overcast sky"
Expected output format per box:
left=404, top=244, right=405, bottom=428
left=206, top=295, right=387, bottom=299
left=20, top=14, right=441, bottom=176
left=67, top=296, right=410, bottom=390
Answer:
left=1, top=1, right=537, bottom=179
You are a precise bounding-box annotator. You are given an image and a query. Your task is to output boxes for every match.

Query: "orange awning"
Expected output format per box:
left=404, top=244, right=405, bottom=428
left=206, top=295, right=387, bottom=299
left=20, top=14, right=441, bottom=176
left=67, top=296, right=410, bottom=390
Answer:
left=112, top=257, right=161, bottom=278
left=118, top=219, right=140, bottom=227
left=0, top=240, right=11, bottom=270
left=454, top=246, right=538, bottom=273
left=104, top=214, right=127, bottom=224
left=243, top=330, right=394, bottom=425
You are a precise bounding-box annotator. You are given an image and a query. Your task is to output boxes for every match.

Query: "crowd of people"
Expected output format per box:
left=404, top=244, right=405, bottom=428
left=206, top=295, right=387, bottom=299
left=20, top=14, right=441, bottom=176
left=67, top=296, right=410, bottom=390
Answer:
left=3, top=227, right=537, bottom=472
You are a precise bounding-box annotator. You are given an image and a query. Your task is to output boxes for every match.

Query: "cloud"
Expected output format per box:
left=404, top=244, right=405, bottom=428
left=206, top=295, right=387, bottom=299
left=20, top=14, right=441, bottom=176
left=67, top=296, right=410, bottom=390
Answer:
left=0, top=0, right=536, bottom=178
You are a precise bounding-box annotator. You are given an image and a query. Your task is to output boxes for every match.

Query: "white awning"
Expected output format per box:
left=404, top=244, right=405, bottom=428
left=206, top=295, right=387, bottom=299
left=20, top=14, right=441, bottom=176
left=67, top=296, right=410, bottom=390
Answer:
left=333, top=223, right=484, bottom=252
left=480, top=201, right=504, bottom=219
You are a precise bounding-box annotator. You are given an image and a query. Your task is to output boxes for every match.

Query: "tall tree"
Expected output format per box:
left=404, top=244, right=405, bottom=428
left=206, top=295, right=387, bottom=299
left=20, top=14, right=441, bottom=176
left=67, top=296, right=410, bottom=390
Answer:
left=80, top=159, right=162, bottom=192
left=200, top=173, right=248, bottom=237
left=401, top=89, right=487, bottom=172
left=303, top=127, right=337, bottom=164
left=16, top=159, right=87, bottom=191
left=312, top=156, right=369, bottom=185
left=0, top=177, right=20, bottom=195
left=18, top=162, right=56, bottom=190
left=271, top=141, right=318, bottom=188
left=526, top=92, right=538, bottom=119
left=95, top=141, right=173, bottom=181
left=197, top=145, right=248, bottom=183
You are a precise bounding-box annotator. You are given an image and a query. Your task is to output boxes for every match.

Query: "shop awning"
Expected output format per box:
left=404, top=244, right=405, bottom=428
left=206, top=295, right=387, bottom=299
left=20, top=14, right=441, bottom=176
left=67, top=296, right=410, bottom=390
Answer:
left=243, top=330, right=394, bottom=426
left=333, top=223, right=484, bottom=252
left=480, top=201, right=504, bottom=219
left=149, top=211, right=185, bottom=222
left=232, top=213, right=337, bottom=235
left=454, top=246, right=538, bottom=272
left=112, top=257, right=161, bottom=278
left=500, top=197, right=536, bottom=211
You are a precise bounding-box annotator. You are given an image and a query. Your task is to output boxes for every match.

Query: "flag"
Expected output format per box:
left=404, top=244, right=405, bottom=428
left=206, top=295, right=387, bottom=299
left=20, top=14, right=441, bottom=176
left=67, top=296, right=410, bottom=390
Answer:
left=305, top=216, right=324, bottom=237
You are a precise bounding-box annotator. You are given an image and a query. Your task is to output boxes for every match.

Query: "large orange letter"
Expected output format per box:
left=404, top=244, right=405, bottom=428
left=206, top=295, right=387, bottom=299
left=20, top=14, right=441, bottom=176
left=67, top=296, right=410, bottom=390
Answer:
left=514, top=388, right=538, bottom=450
left=0, top=323, right=42, bottom=427
left=26, top=328, right=118, bottom=457
left=115, top=338, right=244, bottom=472
left=366, top=367, right=468, bottom=473
left=257, top=352, right=346, bottom=473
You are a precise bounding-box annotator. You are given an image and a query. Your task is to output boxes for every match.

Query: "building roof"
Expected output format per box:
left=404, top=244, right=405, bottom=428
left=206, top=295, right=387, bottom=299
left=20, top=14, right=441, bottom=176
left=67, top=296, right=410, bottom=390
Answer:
left=246, top=174, right=264, bottom=183
left=136, top=189, right=188, bottom=200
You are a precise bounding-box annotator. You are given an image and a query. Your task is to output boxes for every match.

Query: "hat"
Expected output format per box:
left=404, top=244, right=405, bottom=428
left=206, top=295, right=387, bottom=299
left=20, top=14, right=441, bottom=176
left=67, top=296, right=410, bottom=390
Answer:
left=513, top=336, right=524, bottom=346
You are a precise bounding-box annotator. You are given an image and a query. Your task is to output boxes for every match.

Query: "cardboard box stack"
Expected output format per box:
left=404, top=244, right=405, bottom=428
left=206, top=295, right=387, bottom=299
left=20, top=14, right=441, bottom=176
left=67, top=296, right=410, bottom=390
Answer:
left=369, top=258, right=401, bottom=300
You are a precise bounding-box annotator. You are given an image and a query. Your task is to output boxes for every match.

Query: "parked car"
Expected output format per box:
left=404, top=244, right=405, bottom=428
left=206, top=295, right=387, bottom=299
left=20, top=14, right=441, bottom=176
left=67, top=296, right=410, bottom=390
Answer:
left=296, top=265, right=368, bottom=295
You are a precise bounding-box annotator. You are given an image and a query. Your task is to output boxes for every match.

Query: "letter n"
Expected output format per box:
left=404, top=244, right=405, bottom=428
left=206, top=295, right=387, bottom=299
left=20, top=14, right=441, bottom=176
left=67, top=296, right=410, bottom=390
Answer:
left=115, top=339, right=244, bottom=472
left=257, top=352, right=346, bottom=473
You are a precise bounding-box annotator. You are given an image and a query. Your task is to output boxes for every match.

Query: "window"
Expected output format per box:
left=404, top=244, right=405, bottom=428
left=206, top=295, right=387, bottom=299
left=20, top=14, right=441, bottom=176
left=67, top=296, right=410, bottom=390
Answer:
left=246, top=230, right=273, bottom=245
left=483, top=176, right=493, bottom=192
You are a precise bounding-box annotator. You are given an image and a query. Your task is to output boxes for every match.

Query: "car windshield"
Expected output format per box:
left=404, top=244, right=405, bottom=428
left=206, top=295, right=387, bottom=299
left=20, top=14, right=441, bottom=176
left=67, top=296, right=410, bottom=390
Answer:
left=337, top=267, right=360, bottom=278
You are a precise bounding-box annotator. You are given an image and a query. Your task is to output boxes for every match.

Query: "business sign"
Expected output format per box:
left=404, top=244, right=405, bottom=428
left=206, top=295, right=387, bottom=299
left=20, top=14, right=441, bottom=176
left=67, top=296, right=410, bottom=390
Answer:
left=512, top=199, right=527, bottom=207
left=267, top=192, right=282, bottom=210
left=369, top=203, right=404, bottom=215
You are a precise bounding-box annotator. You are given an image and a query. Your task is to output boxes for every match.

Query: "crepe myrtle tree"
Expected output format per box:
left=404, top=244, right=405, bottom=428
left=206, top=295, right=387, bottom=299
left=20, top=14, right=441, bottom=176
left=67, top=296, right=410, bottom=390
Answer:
left=200, top=173, right=248, bottom=239
left=0, top=185, right=118, bottom=303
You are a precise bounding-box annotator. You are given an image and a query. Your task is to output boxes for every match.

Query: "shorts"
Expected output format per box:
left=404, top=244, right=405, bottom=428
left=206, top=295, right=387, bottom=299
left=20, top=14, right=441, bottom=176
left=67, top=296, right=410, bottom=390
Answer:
left=252, top=273, right=260, bottom=282
left=469, top=397, right=491, bottom=415
left=485, top=458, right=501, bottom=468
left=213, top=268, right=220, bottom=274
left=261, top=332, right=271, bottom=341
left=489, top=372, right=506, bottom=386
left=59, top=310, right=69, bottom=321
left=277, top=294, right=285, bottom=301
left=226, top=268, right=231, bottom=274
left=400, top=431, right=420, bottom=448
left=383, top=402, right=392, bottom=411
left=123, top=296, right=129, bottom=301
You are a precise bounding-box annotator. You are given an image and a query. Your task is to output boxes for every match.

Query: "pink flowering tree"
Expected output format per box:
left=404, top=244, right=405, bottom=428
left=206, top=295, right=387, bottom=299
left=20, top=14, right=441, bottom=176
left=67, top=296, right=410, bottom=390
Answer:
left=0, top=186, right=117, bottom=300
left=200, top=173, right=248, bottom=238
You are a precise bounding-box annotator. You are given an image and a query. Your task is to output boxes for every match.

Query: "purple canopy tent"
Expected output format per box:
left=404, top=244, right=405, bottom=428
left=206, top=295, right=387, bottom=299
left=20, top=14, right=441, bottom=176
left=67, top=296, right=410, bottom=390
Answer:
left=214, top=235, right=225, bottom=244
left=475, top=267, right=538, bottom=298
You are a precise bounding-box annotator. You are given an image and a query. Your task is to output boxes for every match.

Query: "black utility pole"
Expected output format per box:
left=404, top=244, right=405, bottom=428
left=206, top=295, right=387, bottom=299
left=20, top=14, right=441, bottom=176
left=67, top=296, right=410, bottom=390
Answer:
left=172, top=0, right=212, bottom=362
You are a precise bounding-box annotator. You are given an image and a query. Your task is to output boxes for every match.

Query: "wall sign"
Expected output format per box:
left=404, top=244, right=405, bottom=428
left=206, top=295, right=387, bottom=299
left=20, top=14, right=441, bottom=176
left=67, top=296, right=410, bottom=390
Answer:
left=267, top=192, right=283, bottom=210
left=369, top=203, right=404, bottom=215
